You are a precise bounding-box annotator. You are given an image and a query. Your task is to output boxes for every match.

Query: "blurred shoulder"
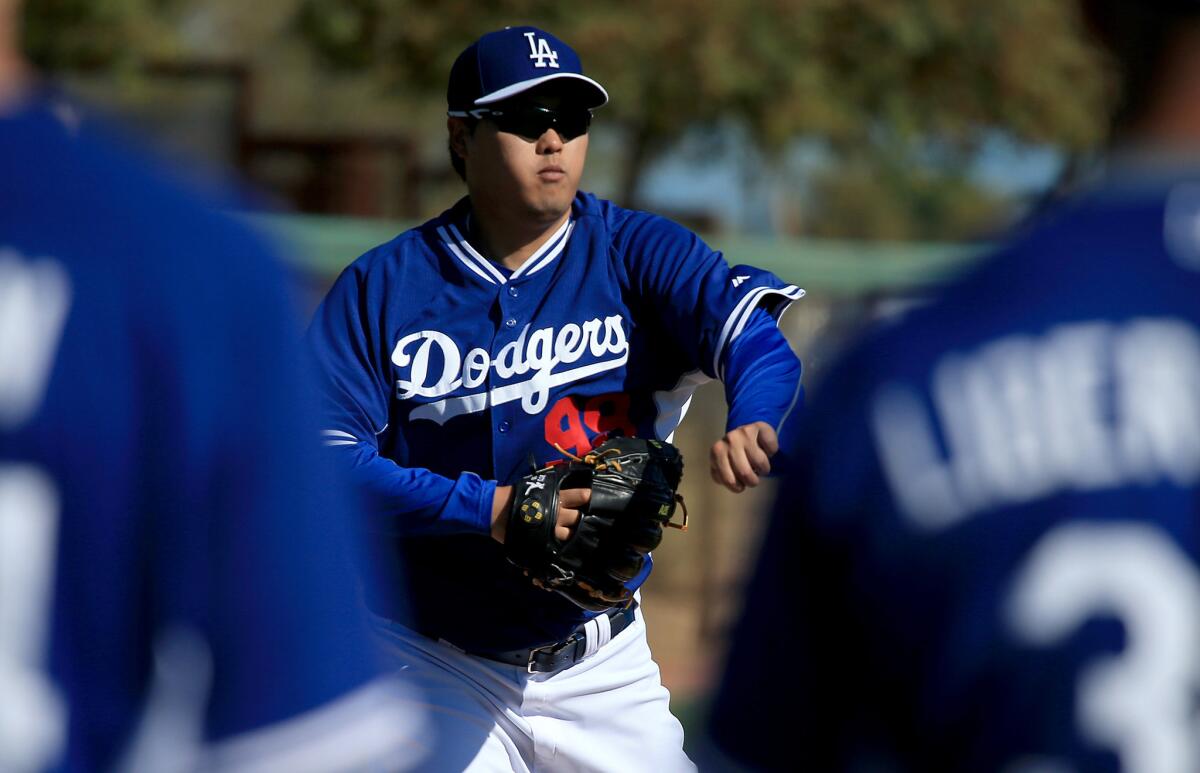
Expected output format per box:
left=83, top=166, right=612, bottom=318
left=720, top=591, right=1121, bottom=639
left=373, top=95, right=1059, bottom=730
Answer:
left=826, top=170, right=1200, bottom=397
left=1, top=92, right=291, bottom=309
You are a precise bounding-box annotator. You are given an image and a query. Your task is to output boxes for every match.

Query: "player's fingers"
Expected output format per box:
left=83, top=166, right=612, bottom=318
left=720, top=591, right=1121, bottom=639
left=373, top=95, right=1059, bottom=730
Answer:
left=755, top=422, right=780, bottom=456
left=559, top=487, right=591, bottom=510
left=555, top=503, right=582, bottom=541
left=732, top=424, right=771, bottom=476
left=746, top=441, right=772, bottom=477
left=710, top=441, right=742, bottom=492
left=728, top=441, right=761, bottom=488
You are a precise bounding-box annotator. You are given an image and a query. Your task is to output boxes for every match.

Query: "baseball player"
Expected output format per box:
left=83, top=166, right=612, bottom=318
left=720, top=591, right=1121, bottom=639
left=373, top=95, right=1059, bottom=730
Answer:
left=0, top=4, right=427, bottom=768
left=307, top=25, right=804, bottom=772
left=707, top=1, right=1200, bottom=771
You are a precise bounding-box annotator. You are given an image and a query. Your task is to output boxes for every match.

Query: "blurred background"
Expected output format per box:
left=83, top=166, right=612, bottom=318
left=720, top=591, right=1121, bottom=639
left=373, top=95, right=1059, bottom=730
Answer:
left=24, top=0, right=1116, bottom=735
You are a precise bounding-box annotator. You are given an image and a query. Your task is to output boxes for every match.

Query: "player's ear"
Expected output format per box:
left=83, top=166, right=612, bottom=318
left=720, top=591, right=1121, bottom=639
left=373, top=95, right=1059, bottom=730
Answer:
left=448, top=117, right=472, bottom=163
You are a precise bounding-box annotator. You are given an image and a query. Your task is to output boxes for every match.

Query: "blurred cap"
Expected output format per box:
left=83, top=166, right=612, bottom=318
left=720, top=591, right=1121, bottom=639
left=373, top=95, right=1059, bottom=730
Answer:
left=1081, top=0, right=1200, bottom=56
left=1082, top=0, right=1200, bottom=22
left=447, top=26, right=609, bottom=112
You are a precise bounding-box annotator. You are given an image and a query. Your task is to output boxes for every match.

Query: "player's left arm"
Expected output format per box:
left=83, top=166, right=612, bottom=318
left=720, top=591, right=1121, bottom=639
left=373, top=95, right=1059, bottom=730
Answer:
left=615, top=212, right=804, bottom=493
left=710, top=307, right=803, bottom=492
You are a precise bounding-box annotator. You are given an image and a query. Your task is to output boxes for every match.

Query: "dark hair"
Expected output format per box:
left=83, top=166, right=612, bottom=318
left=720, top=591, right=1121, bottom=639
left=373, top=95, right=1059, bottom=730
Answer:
left=448, top=118, right=478, bottom=182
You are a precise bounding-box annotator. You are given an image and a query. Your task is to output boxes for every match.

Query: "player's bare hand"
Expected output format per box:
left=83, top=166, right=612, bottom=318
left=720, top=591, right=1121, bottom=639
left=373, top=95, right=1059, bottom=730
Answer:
left=556, top=487, right=590, bottom=541
left=710, top=421, right=779, bottom=493
left=491, top=485, right=516, bottom=543
left=491, top=484, right=590, bottom=543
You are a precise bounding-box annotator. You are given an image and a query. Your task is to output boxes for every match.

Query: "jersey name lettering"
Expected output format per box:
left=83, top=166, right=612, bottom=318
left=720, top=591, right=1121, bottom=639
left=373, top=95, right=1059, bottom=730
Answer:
left=872, top=318, right=1200, bottom=530
left=391, top=314, right=629, bottom=424
left=524, top=33, right=559, bottom=68
left=0, top=250, right=71, bottom=429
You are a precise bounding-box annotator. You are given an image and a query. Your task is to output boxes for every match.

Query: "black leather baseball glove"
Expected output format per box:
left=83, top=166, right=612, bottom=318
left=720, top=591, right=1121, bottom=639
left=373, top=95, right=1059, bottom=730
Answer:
left=505, top=437, right=687, bottom=611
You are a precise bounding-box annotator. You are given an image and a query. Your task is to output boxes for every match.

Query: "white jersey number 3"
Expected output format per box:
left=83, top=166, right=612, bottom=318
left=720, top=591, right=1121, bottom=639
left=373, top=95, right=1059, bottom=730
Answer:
left=0, top=465, right=66, bottom=772
left=1007, top=522, right=1200, bottom=773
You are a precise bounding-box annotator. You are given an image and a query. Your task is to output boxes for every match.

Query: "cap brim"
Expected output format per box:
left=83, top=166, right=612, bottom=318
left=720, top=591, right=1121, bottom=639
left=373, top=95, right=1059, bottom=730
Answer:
left=475, top=73, right=609, bottom=108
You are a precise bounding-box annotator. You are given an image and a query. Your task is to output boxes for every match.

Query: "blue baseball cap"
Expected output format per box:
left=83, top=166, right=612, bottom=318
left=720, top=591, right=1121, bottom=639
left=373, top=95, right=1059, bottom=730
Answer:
left=447, top=26, right=609, bottom=113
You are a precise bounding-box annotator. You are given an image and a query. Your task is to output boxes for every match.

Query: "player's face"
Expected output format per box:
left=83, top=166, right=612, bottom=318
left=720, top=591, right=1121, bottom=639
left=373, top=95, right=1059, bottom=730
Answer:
left=0, top=0, right=25, bottom=98
left=0, top=0, right=19, bottom=48
left=459, top=89, right=590, bottom=224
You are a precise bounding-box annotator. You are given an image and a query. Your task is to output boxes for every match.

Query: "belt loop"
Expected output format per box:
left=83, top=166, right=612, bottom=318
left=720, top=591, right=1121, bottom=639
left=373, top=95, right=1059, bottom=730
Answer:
left=582, top=618, right=600, bottom=659
left=480, top=599, right=639, bottom=674
left=595, top=610, right=613, bottom=649
left=581, top=609, right=614, bottom=660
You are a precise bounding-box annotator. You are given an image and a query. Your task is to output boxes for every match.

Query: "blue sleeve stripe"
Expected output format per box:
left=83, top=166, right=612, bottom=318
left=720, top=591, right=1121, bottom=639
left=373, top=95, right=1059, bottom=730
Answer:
left=713, top=285, right=806, bottom=379
left=199, top=677, right=429, bottom=772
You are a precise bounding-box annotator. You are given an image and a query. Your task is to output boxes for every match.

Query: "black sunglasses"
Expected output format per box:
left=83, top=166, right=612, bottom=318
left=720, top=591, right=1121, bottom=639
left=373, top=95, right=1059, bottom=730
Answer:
left=452, top=105, right=593, bottom=141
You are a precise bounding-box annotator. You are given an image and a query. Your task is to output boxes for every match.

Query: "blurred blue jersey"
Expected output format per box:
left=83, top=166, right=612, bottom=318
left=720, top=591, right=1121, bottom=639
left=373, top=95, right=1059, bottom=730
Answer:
left=709, top=172, right=1200, bottom=772
left=0, top=94, right=424, bottom=772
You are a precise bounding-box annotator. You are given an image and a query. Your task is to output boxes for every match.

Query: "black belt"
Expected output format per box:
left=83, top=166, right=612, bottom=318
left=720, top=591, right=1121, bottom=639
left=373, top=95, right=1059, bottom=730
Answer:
left=457, top=602, right=638, bottom=674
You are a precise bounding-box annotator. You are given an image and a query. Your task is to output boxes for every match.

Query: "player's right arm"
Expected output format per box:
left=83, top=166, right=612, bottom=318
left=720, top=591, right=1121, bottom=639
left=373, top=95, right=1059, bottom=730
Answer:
left=307, top=254, right=496, bottom=538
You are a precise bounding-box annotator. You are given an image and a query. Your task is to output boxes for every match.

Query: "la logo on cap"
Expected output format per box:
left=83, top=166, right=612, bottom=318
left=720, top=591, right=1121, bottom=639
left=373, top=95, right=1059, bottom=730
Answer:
left=446, top=26, right=608, bottom=111
left=524, top=31, right=560, bottom=69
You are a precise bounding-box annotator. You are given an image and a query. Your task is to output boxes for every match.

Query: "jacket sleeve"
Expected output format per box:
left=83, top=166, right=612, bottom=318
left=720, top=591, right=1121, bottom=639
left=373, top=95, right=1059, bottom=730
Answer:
left=615, top=212, right=804, bottom=380
left=720, top=307, right=804, bottom=435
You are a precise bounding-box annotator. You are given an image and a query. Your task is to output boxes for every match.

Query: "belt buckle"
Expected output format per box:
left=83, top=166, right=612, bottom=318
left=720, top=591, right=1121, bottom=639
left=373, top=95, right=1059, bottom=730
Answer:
left=525, top=638, right=556, bottom=672
left=526, top=635, right=577, bottom=674
left=526, top=604, right=636, bottom=674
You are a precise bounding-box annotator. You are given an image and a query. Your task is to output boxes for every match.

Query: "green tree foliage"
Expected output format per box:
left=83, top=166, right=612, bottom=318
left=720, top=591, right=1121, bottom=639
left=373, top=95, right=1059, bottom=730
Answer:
left=803, top=143, right=1011, bottom=242
left=25, top=0, right=1110, bottom=239
left=22, top=0, right=179, bottom=70
left=292, top=0, right=1107, bottom=226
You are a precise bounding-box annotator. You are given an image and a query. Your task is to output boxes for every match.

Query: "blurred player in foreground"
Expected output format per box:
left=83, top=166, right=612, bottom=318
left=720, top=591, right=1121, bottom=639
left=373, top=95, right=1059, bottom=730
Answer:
left=707, top=1, right=1200, bottom=771
left=0, top=1, right=427, bottom=769
left=307, top=24, right=804, bottom=772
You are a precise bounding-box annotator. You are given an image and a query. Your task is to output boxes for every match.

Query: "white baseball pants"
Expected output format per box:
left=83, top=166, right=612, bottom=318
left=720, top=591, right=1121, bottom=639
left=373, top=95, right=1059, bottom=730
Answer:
left=371, top=606, right=695, bottom=773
